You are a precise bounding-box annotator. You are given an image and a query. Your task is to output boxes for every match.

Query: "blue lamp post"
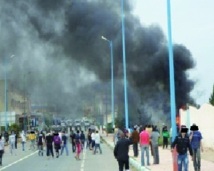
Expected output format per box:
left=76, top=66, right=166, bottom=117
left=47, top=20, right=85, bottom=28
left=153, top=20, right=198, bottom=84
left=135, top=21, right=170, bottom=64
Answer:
left=166, top=0, right=176, bottom=142
left=121, top=0, right=129, bottom=129
left=101, top=36, right=115, bottom=128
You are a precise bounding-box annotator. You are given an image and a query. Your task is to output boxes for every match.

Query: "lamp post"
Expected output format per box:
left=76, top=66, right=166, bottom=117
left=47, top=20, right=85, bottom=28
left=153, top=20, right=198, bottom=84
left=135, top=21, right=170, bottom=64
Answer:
left=166, top=0, right=176, bottom=143
left=4, top=54, right=15, bottom=131
left=101, top=36, right=115, bottom=128
left=166, top=1, right=177, bottom=171
left=121, top=0, right=129, bottom=129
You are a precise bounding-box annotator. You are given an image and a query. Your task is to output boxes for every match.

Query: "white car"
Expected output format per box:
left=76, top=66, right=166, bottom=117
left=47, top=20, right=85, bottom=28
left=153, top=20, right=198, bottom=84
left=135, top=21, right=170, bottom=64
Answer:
left=61, top=122, right=66, bottom=127
left=84, top=121, right=90, bottom=127
left=74, top=120, right=81, bottom=127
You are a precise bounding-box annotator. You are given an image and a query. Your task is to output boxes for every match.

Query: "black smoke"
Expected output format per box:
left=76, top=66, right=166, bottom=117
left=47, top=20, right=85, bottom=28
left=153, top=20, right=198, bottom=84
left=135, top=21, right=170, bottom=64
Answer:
left=0, top=0, right=195, bottom=124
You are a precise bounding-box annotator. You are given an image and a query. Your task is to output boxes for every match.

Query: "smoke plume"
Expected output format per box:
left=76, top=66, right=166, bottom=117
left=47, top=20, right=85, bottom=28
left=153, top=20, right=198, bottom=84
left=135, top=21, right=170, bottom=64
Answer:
left=0, top=0, right=195, bottom=125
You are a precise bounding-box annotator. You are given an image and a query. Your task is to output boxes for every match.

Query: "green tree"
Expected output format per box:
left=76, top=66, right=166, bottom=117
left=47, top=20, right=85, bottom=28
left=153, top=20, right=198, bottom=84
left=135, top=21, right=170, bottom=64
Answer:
left=9, top=123, right=20, bottom=133
left=43, top=114, right=52, bottom=127
left=209, top=84, right=214, bottom=106
left=106, top=122, right=113, bottom=133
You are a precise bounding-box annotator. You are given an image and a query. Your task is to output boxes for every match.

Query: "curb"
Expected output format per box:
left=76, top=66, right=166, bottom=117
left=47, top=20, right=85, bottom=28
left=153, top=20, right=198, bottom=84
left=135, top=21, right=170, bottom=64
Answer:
left=129, top=157, right=151, bottom=171
left=101, top=136, right=150, bottom=171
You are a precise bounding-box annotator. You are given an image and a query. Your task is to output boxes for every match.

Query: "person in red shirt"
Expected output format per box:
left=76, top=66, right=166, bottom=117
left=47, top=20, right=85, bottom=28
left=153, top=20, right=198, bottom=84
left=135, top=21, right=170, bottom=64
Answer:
left=139, top=125, right=150, bottom=166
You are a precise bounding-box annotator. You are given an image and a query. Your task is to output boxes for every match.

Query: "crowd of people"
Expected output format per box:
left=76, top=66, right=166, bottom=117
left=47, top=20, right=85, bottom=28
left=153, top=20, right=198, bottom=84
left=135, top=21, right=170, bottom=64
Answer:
left=113, top=123, right=203, bottom=171
left=0, top=127, right=103, bottom=166
left=0, top=123, right=203, bottom=171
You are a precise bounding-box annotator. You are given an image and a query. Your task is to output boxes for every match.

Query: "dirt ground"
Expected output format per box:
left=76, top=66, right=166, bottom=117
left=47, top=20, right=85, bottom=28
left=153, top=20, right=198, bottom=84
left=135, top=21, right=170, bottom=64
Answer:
left=201, top=147, right=214, bottom=162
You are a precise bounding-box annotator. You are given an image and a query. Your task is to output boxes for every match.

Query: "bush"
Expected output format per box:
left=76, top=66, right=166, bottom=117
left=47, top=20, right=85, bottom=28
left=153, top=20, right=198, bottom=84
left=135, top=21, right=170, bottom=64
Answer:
left=158, top=136, right=163, bottom=146
left=106, top=123, right=113, bottom=133
left=9, top=123, right=21, bottom=133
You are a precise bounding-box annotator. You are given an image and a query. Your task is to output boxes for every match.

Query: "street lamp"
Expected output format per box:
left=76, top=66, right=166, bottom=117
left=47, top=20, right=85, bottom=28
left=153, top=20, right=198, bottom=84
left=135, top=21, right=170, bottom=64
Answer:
left=101, top=36, right=115, bottom=128
left=4, top=54, right=15, bottom=131
left=121, top=0, right=129, bottom=129
left=166, top=0, right=176, bottom=143
left=166, top=2, right=178, bottom=171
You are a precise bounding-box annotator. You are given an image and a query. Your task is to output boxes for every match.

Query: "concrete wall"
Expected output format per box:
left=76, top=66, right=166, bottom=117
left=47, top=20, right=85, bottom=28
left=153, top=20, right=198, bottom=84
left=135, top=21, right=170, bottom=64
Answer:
left=0, top=111, right=16, bottom=126
left=180, top=103, right=214, bottom=150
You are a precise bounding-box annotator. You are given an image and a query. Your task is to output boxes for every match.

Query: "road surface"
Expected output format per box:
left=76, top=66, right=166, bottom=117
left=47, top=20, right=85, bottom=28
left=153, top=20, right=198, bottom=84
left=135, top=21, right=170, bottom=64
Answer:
left=1, top=142, right=119, bottom=171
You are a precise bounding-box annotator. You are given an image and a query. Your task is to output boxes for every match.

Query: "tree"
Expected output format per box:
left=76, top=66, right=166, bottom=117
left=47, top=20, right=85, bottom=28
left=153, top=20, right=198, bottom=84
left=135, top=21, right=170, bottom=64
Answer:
left=9, top=123, right=20, bottom=133
left=209, top=84, right=214, bottom=106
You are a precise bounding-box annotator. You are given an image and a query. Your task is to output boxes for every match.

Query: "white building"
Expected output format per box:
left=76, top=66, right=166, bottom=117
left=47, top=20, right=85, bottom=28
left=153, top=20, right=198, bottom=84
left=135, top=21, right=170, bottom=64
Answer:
left=0, top=111, right=16, bottom=127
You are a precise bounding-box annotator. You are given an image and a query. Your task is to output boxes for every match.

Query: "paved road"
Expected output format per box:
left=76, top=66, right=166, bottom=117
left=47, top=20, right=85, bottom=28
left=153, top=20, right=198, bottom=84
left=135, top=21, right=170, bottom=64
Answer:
left=0, top=142, right=119, bottom=171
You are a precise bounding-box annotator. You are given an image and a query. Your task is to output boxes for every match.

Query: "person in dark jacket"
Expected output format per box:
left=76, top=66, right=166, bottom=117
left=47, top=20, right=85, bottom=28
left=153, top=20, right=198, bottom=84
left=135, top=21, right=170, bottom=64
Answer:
left=37, top=131, right=45, bottom=156
left=15, top=131, right=18, bottom=149
left=171, top=127, right=193, bottom=171
left=61, top=131, right=69, bottom=156
left=70, top=131, right=76, bottom=152
left=114, top=132, right=133, bottom=171
left=80, top=130, right=86, bottom=150
left=45, top=132, right=54, bottom=158
left=131, top=127, right=139, bottom=157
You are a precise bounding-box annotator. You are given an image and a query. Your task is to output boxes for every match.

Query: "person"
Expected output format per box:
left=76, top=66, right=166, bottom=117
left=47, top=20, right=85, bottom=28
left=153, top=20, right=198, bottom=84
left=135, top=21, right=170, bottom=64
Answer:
left=162, top=126, right=170, bottom=149
left=4, top=132, right=9, bottom=146
left=189, top=124, right=203, bottom=171
left=53, top=132, right=62, bottom=158
left=114, top=131, right=133, bottom=171
left=20, top=130, right=26, bottom=151
left=0, top=135, right=5, bottom=166
left=45, top=131, right=54, bottom=159
left=113, top=128, right=119, bottom=145
left=38, top=131, right=45, bottom=156
left=15, top=131, right=18, bottom=149
left=80, top=130, right=86, bottom=150
left=146, top=125, right=153, bottom=156
left=61, top=131, right=69, bottom=156
left=93, top=130, right=102, bottom=154
left=150, top=126, right=160, bottom=164
left=70, top=130, right=76, bottom=153
left=139, top=125, right=150, bottom=166
left=29, top=131, right=36, bottom=150
left=171, top=127, right=193, bottom=171
left=131, top=126, right=139, bottom=157
left=9, top=131, right=16, bottom=155
left=35, top=130, right=40, bottom=150
left=74, top=130, right=81, bottom=160
left=91, top=130, right=95, bottom=151
left=87, top=128, right=92, bottom=150
left=113, top=128, right=123, bottom=145
left=127, top=126, right=133, bottom=134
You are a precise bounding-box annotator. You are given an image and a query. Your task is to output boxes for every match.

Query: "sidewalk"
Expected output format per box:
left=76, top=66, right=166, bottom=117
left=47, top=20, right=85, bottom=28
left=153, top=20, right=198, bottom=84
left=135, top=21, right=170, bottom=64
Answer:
left=101, top=133, right=214, bottom=171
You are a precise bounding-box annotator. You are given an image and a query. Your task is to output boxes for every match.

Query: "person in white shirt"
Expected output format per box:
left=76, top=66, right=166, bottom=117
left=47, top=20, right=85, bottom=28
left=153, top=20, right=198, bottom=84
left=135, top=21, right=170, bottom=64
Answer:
left=91, top=130, right=96, bottom=150
left=0, top=135, right=5, bottom=166
left=9, top=131, right=16, bottom=155
left=93, top=130, right=102, bottom=154
left=20, top=130, right=26, bottom=151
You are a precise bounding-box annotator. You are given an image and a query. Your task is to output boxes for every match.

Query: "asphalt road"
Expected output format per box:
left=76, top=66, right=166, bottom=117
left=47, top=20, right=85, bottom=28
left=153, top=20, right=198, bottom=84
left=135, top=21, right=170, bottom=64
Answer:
left=0, top=142, right=119, bottom=171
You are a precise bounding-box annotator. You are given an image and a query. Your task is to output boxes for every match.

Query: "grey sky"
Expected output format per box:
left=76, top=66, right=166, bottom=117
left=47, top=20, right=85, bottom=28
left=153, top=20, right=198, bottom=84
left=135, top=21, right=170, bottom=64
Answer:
left=132, top=0, right=214, bottom=105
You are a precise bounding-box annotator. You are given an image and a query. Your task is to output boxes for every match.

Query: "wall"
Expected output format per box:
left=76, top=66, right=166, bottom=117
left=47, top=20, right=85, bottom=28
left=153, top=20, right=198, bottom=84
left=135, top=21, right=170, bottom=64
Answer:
left=0, top=111, right=16, bottom=127
left=180, top=103, right=214, bottom=150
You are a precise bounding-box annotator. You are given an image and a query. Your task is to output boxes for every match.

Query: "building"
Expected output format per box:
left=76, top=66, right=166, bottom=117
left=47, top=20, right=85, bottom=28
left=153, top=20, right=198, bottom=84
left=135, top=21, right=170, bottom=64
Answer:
left=0, top=79, right=31, bottom=131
